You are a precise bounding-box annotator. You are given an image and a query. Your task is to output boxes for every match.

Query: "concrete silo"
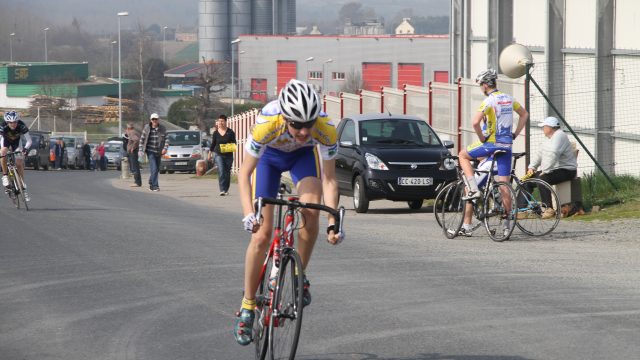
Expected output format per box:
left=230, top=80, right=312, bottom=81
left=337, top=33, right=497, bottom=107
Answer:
left=230, top=0, right=252, bottom=42
left=199, top=0, right=229, bottom=62
left=253, top=0, right=273, bottom=35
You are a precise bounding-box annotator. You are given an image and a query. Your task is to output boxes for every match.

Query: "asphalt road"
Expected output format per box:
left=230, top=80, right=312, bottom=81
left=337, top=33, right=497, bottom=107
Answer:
left=1, top=170, right=639, bottom=360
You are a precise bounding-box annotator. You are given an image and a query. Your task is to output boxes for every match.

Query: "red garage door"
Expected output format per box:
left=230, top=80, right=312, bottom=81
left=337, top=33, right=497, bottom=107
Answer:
left=251, top=78, right=267, bottom=103
left=277, top=61, right=297, bottom=94
left=398, top=63, right=423, bottom=87
left=434, top=70, right=449, bottom=83
left=362, top=63, right=391, bottom=91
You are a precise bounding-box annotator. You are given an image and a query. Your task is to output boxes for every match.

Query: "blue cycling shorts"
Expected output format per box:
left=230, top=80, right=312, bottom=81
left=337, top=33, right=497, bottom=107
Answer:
left=466, top=141, right=512, bottom=177
left=252, top=146, right=320, bottom=199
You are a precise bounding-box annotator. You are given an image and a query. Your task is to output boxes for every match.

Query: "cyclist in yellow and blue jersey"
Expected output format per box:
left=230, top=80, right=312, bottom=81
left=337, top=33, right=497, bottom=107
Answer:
left=234, top=79, right=344, bottom=346
left=457, top=69, right=528, bottom=234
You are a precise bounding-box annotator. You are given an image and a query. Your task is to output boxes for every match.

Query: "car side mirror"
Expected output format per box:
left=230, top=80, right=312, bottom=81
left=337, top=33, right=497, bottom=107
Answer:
left=339, top=140, right=354, bottom=148
left=442, top=140, right=454, bottom=149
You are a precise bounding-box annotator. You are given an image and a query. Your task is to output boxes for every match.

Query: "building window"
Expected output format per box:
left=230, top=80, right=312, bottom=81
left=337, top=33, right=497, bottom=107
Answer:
left=309, top=71, right=323, bottom=80
left=332, top=72, right=345, bottom=81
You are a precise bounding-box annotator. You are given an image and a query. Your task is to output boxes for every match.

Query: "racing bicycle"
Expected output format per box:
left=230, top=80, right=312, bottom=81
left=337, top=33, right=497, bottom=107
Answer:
left=1, top=150, right=29, bottom=211
left=252, top=184, right=345, bottom=360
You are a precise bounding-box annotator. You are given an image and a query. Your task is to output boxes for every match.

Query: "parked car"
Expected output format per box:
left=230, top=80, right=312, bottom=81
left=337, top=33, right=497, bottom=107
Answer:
left=49, top=138, right=69, bottom=169
left=160, top=130, right=204, bottom=174
left=25, top=130, right=50, bottom=170
left=104, top=140, right=125, bottom=170
left=334, top=113, right=457, bottom=213
left=51, top=135, right=85, bottom=169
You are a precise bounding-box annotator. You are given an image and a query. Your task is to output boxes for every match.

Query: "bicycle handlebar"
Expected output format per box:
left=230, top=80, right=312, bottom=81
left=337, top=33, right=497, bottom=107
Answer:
left=0, top=150, right=24, bottom=158
left=254, top=197, right=346, bottom=235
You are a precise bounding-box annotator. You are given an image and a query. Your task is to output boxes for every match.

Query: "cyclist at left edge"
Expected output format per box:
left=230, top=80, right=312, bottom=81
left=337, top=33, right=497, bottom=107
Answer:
left=1, top=110, right=32, bottom=201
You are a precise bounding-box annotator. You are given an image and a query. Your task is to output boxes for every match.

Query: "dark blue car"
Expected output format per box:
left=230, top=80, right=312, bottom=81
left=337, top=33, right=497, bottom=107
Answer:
left=334, top=113, right=456, bottom=213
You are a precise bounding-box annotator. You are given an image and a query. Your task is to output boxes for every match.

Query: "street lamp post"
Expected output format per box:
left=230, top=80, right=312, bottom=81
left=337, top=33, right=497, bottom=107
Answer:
left=162, top=26, right=168, bottom=64
left=231, top=38, right=241, bottom=118
left=305, top=56, right=314, bottom=81
left=117, top=11, right=129, bottom=137
left=9, top=33, right=15, bottom=63
left=43, top=28, right=50, bottom=63
left=323, top=58, right=333, bottom=94
left=110, top=40, right=117, bottom=78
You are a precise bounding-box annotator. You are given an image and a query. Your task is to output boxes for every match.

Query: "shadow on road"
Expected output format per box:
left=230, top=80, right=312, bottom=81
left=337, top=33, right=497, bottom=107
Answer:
left=297, top=352, right=533, bottom=360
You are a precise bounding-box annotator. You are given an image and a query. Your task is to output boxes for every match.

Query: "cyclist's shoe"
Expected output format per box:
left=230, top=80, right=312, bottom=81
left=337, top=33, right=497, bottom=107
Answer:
left=541, top=208, right=556, bottom=219
left=234, top=308, right=255, bottom=346
left=458, top=227, right=473, bottom=237
left=462, top=190, right=481, bottom=201
left=302, top=276, right=311, bottom=307
left=2, top=175, right=8, bottom=187
left=23, top=191, right=30, bottom=202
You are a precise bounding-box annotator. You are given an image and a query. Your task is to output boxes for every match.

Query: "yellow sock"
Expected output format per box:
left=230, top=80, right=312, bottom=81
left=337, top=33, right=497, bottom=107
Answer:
left=241, top=297, right=256, bottom=311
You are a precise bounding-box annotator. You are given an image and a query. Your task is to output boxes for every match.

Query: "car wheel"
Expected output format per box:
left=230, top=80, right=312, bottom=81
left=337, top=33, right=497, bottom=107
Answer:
left=168, top=170, right=174, bottom=174
left=160, top=170, right=166, bottom=174
left=353, top=175, right=369, bottom=213
left=408, top=199, right=423, bottom=210
left=34, top=157, right=40, bottom=171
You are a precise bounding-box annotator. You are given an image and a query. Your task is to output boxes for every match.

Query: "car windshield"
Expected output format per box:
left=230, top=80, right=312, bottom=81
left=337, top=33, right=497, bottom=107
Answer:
left=359, top=119, right=442, bottom=146
left=167, top=131, right=200, bottom=146
left=105, top=144, right=121, bottom=152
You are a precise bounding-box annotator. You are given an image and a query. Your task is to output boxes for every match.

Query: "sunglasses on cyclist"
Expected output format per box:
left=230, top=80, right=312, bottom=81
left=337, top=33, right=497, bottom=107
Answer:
left=287, top=119, right=316, bottom=130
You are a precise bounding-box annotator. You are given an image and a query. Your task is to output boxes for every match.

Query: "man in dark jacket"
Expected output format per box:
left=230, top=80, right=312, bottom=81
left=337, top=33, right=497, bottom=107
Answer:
left=125, top=123, right=142, bottom=187
left=138, top=113, right=167, bottom=191
left=82, top=141, right=91, bottom=170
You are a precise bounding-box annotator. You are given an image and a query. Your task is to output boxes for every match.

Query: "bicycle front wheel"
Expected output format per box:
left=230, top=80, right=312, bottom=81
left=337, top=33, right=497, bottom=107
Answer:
left=439, top=181, right=466, bottom=239
left=254, top=254, right=273, bottom=360
left=268, top=250, right=304, bottom=360
left=13, top=171, right=28, bottom=211
left=515, top=178, right=560, bottom=236
left=483, top=182, right=517, bottom=242
left=8, top=173, right=20, bottom=209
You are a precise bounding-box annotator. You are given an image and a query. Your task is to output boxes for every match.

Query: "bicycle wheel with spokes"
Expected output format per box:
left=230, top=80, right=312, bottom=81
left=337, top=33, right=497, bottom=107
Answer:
left=515, top=178, right=560, bottom=236
left=440, top=181, right=466, bottom=239
left=483, top=181, right=517, bottom=242
left=13, top=171, right=28, bottom=211
left=433, top=181, right=453, bottom=228
left=268, top=250, right=304, bottom=360
left=253, top=255, right=273, bottom=360
left=8, top=173, right=20, bottom=209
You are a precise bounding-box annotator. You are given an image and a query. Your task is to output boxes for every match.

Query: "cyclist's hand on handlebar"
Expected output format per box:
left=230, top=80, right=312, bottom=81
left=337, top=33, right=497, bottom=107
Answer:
left=242, top=213, right=260, bottom=233
left=326, top=225, right=345, bottom=245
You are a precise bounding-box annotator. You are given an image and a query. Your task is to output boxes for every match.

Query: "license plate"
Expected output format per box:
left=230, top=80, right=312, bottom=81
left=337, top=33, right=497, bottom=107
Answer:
left=175, top=161, right=188, bottom=166
left=397, top=177, right=433, bottom=186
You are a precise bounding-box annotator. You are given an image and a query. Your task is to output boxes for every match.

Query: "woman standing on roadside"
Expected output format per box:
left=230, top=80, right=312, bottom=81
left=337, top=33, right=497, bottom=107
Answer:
left=209, top=114, right=237, bottom=196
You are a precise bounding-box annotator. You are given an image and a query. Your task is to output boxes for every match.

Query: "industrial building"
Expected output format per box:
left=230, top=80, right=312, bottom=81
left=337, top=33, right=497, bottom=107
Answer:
left=199, top=0, right=296, bottom=62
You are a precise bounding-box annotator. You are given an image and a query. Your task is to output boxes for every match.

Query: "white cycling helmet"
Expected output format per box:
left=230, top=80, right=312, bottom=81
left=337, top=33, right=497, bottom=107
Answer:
left=475, top=68, right=498, bottom=86
left=278, top=79, right=320, bottom=123
left=4, top=110, right=19, bottom=123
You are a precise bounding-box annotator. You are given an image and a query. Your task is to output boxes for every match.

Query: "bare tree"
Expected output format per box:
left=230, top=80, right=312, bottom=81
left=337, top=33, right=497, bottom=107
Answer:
left=340, top=66, right=364, bottom=94
left=180, top=57, right=229, bottom=131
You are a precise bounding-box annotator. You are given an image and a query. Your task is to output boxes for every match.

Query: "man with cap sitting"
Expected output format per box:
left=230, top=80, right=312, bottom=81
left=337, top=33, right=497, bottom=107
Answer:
left=524, top=116, right=578, bottom=219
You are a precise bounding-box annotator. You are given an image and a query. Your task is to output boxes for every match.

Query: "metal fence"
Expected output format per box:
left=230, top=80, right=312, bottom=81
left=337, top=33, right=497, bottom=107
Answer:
left=227, top=61, right=639, bottom=183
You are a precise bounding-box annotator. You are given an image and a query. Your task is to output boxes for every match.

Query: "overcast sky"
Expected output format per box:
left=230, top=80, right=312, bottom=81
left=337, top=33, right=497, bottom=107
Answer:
left=8, top=0, right=449, bottom=33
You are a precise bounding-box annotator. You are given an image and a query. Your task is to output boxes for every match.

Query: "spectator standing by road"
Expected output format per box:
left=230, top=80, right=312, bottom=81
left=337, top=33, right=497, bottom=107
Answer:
left=209, top=114, right=237, bottom=196
left=97, top=142, right=107, bottom=171
left=54, top=139, right=64, bottom=170
left=139, top=113, right=167, bottom=191
left=125, top=123, right=142, bottom=187
left=82, top=141, right=91, bottom=170
left=524, top=116, right=578, bottom=218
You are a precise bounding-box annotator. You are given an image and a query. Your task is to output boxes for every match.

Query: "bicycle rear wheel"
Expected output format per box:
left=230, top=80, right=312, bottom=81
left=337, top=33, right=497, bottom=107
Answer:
left=13, top=171, right=28, bottom=211
left=483, top=182, right=517, bottom=242
left=515, top=178, right=560, bottom=236
left=268, top=250, right=304, bottom=360
left=253, top=255, right=273, bottom=360
left=440, top=181, right=466, bottom=239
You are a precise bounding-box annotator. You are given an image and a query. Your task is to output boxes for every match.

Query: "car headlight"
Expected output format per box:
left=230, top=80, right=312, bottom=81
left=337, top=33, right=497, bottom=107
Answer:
left=443, top=157, right=456, bottom=170
left=365, top=153, right=389, bottom=170
left=28, top=149, right=37, bottom=156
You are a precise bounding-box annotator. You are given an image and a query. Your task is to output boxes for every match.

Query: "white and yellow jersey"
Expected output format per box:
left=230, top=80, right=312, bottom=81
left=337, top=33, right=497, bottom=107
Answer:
left=478, top=90, right=522, bottom=144
left=245, top=100, right=338, bottom=160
